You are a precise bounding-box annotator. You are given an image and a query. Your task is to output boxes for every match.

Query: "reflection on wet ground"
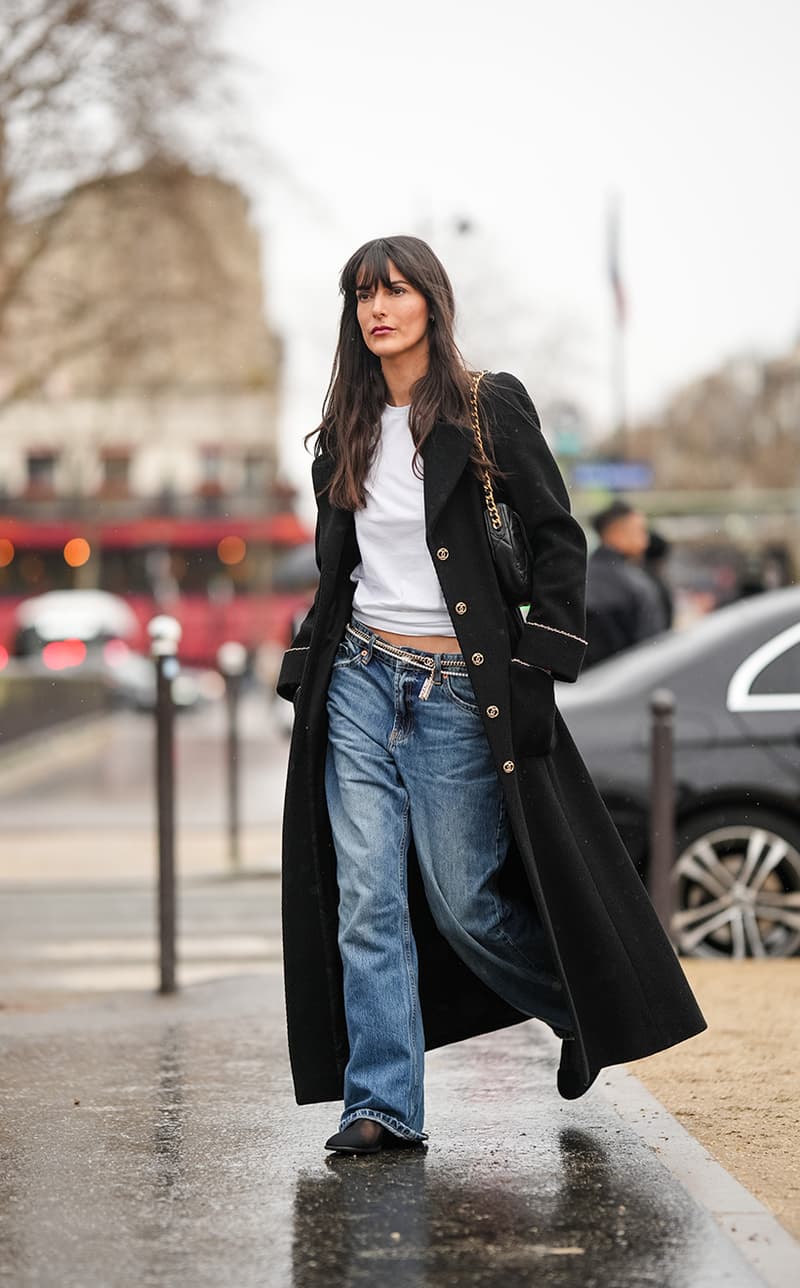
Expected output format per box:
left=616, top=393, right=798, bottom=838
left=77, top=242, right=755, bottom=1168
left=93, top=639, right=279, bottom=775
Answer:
left=0, top=976, right=760, bottom=1287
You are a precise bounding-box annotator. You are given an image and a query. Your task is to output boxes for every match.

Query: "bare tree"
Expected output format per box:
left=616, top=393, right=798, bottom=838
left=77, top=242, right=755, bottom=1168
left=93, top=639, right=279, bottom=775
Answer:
left=0, top=0, right=237, bottom=401
left=606, top=349, right=800, bottom=490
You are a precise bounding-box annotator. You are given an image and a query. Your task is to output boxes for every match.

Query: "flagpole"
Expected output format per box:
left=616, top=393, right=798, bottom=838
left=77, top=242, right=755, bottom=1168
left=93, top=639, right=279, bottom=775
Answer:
left=607, top=195, right=628, bottom=457
left=614, top=304, right=628, bottom=458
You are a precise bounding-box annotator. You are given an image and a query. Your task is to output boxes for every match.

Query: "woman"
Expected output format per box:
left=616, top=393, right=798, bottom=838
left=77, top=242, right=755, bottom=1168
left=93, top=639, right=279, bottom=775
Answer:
left=277, top=235, right=705, bottom=1155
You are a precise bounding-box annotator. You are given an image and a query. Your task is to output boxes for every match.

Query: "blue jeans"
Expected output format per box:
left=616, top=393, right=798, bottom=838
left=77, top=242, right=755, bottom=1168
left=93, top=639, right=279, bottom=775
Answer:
left=324, top=620, right=570, bottom=1140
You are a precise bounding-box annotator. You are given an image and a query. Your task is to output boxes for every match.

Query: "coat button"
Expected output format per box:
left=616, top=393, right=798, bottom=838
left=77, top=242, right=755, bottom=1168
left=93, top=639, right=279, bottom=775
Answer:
left=471, top=652, right=484, bottom=666
left=454, top=601, right=467, bottom=615
left=436, top=547, right=449, bottom=561
left=502, top=760, right=515, bottom=773
left=486, top=705, right=499, bottom=718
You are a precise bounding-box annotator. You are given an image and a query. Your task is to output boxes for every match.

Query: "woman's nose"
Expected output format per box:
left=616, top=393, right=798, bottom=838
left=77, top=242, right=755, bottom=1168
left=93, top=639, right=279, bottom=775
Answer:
left=371, top=292, right=387, bottom=316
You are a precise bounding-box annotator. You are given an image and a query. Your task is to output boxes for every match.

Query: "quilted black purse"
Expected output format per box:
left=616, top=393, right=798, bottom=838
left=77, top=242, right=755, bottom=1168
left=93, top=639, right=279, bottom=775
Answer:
left=469, top=371, right=532, bottom=605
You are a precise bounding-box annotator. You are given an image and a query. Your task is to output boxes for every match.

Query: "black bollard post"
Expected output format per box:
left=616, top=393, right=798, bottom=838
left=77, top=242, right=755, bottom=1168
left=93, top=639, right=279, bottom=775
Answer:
left=216, top=641, right=248, bottom=872
left=148, top=614, right=182, bottom=994
left=648, top=688, right=676, bottom=944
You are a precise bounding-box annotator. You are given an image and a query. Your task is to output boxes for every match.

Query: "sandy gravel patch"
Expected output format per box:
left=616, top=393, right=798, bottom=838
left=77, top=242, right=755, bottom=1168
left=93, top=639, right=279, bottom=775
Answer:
left=627, top=959, right=800, bottom=1239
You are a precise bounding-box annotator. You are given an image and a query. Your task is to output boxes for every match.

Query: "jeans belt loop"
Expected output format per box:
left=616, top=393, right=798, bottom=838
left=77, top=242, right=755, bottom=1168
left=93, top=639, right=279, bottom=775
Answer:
left=347, top=620, right=372, bottom=661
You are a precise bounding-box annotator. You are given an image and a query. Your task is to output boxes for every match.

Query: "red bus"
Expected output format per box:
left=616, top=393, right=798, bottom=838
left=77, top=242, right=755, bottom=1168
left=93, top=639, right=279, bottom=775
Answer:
left=0, top=513, right=314, bottom=666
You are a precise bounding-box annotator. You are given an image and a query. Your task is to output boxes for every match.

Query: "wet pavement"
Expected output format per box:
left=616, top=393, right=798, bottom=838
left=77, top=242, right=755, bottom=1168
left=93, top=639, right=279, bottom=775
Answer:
left=0, top=876, right=282, bottom=992
left=1, top=694, right=795, bottom=1285
left=0, top=974, right=768, bottom=1288
left=0, top=689, right=287, bottom=832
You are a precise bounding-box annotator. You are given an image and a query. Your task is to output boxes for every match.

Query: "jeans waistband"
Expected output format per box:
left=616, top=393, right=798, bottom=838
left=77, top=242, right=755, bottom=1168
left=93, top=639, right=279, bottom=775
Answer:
left=346, top=620, right=468, bottom=676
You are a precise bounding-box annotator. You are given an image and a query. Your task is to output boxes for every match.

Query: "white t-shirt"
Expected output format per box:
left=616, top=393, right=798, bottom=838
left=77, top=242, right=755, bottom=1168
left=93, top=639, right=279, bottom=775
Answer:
left=350, top=404, right=456, bottom=636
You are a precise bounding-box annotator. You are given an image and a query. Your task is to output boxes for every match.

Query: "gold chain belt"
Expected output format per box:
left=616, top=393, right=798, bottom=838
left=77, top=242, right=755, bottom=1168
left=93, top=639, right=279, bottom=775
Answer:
left=345, top=621, right=469, bottom=700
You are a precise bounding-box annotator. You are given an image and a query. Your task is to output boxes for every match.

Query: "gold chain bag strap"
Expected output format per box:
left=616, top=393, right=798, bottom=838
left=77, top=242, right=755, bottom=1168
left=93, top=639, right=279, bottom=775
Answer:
left=469, top=371, right=532, bottom=606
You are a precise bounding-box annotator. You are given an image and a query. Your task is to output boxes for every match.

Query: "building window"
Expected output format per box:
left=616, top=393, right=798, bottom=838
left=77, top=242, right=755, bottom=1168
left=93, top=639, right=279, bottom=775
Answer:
left=198, top=446, right=224, bottom=493
left=26, top=451, right=57, bottom=495
left=200, top=447, right=222, bottom=484
left=243, top=451, right=269, bottom=494
left=197, top=445, right=224, bottom=511
left=100, top=451, right=131, bottom=497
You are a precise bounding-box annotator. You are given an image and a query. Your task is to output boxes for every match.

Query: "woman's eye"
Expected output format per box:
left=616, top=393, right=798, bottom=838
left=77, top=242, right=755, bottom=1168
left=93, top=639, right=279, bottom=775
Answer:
left=391, top=287, right=406, bottom=295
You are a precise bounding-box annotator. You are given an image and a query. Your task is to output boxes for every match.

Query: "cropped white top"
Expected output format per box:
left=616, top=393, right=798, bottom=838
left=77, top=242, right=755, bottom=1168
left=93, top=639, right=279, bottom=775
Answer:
left=350, top=404, right=456, bottom=636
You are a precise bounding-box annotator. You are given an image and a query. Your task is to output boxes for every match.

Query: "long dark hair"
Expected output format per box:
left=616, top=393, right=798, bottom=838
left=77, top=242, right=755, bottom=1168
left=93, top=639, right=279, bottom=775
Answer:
left=310, top=235, right=495, bottom=510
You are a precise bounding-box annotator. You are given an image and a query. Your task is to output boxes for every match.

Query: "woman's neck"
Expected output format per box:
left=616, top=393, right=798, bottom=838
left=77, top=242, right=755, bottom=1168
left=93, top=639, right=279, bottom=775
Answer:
left=381, top=347, right=429, bottom=408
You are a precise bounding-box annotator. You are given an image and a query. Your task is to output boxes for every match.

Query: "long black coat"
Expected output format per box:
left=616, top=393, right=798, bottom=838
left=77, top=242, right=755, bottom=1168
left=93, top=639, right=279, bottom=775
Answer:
left=277, top=372, right=705, bottom=1103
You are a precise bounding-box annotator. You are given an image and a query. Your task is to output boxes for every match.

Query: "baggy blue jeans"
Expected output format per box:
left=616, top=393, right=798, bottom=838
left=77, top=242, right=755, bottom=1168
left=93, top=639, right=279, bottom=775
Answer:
left=324, top=620, right=571, bottom=1140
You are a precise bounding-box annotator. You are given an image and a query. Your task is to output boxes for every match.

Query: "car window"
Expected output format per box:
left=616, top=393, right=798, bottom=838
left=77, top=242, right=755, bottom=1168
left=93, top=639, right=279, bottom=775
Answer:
left=751, top=643, right=800, bottom=695
left=726, top=621, right=800, bottom=712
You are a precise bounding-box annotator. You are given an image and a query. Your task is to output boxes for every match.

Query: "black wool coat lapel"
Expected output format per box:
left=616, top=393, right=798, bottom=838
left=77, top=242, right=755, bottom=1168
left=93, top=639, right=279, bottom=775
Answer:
left=421, top=419, right=473, bottom=536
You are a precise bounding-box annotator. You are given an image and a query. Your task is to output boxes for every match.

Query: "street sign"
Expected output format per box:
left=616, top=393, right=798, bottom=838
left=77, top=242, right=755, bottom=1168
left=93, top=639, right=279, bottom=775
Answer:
left=572, top=460, right=654, bottom=491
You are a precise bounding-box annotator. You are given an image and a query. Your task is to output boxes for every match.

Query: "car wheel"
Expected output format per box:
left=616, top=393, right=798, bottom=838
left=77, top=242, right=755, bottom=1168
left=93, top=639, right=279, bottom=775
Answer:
left=672, top=807, right=800, bottom=958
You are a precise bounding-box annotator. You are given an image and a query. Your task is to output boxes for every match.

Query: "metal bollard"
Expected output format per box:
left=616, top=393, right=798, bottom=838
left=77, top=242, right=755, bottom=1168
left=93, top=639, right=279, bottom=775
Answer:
left=217, top=641, right=248, bottom=872
left=148, top=614, right=182, bottom=994
left=648, top=688, right=676, bottom=943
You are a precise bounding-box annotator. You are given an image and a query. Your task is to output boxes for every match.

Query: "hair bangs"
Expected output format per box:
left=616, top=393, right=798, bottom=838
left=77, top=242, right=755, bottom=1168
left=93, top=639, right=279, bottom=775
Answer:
left=341, top=236, right=432, bottom=300
left=342, top=239, right=394, bottom=297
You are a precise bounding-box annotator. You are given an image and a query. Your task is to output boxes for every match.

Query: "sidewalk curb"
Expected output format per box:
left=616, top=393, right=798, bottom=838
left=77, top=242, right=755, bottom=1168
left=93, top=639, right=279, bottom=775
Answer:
left=600, top=1064, right=800, bottom=1288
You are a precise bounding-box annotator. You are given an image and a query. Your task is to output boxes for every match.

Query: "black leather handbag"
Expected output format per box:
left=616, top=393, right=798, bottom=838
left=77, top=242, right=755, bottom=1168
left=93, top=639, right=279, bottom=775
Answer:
left=469, top=371, right=532, bottom=606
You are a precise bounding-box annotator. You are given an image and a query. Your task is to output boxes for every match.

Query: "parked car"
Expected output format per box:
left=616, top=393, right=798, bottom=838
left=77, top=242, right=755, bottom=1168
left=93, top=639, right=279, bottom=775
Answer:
left=558, top=586, right=800, bottom=959
left=12, top=589, right=219, bottom=711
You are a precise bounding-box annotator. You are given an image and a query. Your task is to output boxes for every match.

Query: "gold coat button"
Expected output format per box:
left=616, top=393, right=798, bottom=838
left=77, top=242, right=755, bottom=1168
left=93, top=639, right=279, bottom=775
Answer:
left=436, top=547, right=450, bottom=561
left=486, top=705, right=499, bottom=718
left=455, top=601, right=467, bottom=615
left=471, top=652, right=484, bottom=666
left=502, top=760, right=515, bottom=773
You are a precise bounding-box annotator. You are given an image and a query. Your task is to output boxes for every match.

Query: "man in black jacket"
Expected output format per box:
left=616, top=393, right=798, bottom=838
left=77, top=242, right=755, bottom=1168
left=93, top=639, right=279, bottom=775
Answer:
left=584, top=500, right=668, bottom=668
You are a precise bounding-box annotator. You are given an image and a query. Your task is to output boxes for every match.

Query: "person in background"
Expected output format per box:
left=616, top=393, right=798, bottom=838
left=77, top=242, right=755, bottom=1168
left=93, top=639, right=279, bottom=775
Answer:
left=643, top=529, right=674, bottom=629
left=736, top=544, right=796, bottom=600
left=584, top=499, right=668, bottom=668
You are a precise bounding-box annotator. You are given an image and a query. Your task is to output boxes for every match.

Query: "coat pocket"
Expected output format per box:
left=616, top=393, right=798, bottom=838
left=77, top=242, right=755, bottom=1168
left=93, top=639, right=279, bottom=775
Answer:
left=509, top=658, right=556, bottom=757
left=277, top=645, right=308, bottom=702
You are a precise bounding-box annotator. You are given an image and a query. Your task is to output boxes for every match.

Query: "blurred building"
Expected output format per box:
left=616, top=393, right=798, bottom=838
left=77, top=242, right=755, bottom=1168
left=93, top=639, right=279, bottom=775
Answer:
left=0, top=163, right=309, bottom=662
left=0, top=161, right=284, bottom=510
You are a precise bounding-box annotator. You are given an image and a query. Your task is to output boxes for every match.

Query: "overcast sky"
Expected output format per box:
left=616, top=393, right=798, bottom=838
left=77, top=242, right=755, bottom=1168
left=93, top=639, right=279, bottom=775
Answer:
left=223, top=0, right=799, bottom=506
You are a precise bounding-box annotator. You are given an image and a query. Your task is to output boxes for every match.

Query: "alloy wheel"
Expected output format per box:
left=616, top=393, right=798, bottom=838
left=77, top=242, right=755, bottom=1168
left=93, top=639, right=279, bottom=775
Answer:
left=672, top=824, right=800, bottom=958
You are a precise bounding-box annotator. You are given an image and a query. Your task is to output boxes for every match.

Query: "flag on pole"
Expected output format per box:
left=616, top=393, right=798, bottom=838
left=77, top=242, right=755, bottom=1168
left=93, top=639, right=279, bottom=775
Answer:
left=607, top=197, right=628, bottom=326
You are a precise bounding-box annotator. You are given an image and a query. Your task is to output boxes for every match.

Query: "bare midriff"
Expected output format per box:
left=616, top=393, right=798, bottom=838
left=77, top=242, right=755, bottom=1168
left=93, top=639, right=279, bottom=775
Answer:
left=371, top=627, right=462, bottom=655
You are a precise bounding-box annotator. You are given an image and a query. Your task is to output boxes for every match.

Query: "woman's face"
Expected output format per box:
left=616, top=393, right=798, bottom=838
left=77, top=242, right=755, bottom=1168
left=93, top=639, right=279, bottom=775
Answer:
left=355, top=259, right=430, bottom=364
